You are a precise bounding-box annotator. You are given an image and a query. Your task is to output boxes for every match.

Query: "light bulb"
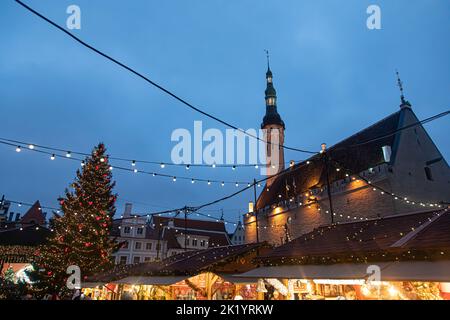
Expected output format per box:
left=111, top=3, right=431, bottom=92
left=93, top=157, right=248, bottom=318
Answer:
left=28, top=144, right=35, bottom=150
left=221, top=182, right=225, bottom=187
left=160, top=163, right=165, bottom=168
left=134, top=169, right=138, bottom=173
left=186, top=164, right=190, bottom=170
left=173, top=177, right=177, bottom=182
left=50, top=154, right=55, bottom=160
left=254, top=164, right=259, bottom=169
left=191, top=179, right=195, bottom=184
left=15, top=146, right=21, bottom=152
left=131, top=160, right=136, bottom=166
left=207, top=180, right=211, bottom=185
left=100, top=157, right=105, bottom=162
left=212, top=164, right=216, bottom=168
left=81, top=161, right=85, bottom=167
left=66, top=151, right=71, bottom=158
left=232, top=165, right=236, bottom=170
left=109, top=166, right=113, bottom=171
left=235, top=182, right=239, bottom=187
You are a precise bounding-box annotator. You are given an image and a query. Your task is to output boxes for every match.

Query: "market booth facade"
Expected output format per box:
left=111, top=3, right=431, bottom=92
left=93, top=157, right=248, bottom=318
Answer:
left=84, top=243, right=267, bottom=300
left=238, top=209, right=450, bottom=300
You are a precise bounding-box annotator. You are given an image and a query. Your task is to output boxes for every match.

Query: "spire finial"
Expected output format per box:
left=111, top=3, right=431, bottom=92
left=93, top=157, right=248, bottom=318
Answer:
left=264, top=49, right=270, bottom=70
left=396, top=69, right=406, bottom=104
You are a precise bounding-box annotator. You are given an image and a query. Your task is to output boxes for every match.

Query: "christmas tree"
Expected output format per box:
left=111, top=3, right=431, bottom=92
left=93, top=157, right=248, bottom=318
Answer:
left=30, top=143, right=118, bottom=296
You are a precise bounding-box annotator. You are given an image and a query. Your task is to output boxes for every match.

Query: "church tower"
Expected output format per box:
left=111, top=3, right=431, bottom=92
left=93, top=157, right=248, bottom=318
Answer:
left=261, top=54, right=285, bottom=185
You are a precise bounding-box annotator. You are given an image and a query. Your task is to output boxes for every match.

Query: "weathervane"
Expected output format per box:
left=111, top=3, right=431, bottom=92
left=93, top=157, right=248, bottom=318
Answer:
left=264, top=49, right=270, bottom=69
left=396, top=70, right=406, bottom=104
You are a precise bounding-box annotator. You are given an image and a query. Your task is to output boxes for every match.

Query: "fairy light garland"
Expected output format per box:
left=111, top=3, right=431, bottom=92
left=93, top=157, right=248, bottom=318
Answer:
left=0, top=140, right=257, bottom=186
left=0, top=137, right=297, bottom=169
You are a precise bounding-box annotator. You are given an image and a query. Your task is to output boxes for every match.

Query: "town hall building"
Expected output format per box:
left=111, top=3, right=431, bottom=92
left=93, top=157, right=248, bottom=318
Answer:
left=244, top=66, right=450, bottom=246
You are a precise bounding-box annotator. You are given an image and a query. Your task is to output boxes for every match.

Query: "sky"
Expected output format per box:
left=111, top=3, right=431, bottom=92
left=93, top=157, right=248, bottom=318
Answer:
left=0, top=0, right=449, bottom=230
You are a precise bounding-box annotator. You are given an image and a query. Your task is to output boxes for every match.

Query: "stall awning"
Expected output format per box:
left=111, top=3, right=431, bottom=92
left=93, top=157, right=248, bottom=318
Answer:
left=113, top=276, right=187, bottom=286
left=378, top=261, right=450, bottom=282
left=81, top=282, right=105, bottom=288
left=219, top=274, right=258, bottom=284
left=236, top=261, right=450, bottom=282
left=236, top=263, right=391, bottom=280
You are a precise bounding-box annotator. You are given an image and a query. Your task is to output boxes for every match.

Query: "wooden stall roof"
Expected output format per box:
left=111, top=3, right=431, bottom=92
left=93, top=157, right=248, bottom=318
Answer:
left=256, top=208, right=450, bottom=265
left=88, top=242, right=269, bottom=283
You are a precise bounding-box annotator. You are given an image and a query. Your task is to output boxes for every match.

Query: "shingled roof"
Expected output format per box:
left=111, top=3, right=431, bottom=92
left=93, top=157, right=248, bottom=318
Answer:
left=257, top=208, right=450, bottom=265
left=153, top=216, right=231, bottom=248
left=20, top=201, right=47, bottom=226
left=257, top=110, right=402, bottom=209
left=88, top=242, right=268, bottom=282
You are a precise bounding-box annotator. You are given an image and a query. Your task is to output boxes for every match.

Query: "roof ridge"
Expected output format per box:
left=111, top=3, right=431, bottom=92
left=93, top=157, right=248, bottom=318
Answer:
left=390, top=210, right=447, bottom=248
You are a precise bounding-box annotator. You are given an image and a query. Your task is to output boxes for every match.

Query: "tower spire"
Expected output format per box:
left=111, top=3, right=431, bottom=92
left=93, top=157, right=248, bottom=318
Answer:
left=265, top=49, right=270, bottom=71
left=396, top=70, right=411, bottom=108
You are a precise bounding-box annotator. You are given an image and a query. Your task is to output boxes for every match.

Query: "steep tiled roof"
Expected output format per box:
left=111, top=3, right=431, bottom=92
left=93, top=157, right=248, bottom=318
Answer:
left=257, top=208, right=449, bottom=265
left=257, top=110, right=402, bottom=209
left=20, top=201, right=46, bottom=226
left=152, top=216, right=228, bottom=233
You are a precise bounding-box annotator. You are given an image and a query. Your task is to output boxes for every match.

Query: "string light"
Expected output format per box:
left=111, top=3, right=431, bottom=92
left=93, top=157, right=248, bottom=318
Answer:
left=66, top=151, right=71, bottom=158
left=186, top=165, right=190, bottom=170
left=160, top=163, right=165, bottom=169
left=50, top=154, right=55, bottom=160
left=28, top=144, right=35, bottom=150
left=15, top=146, right=21, bottom=152
left=131, top=160, right=136, bottom=167
left=173, top=177, right=177, bottom=182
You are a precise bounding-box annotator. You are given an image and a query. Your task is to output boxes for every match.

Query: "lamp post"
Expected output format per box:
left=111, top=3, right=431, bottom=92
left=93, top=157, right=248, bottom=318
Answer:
left=253, top=179, right=260, bottom=244
left=322, top=143, right=335, bottom=224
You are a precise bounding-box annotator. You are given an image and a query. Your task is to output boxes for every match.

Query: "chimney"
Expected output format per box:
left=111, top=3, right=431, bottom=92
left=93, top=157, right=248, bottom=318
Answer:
left=15, top=213, right=21, bottom=221
left=289, top=160, right=295, bottom=168
left=124, top=203, right=132, bottom=218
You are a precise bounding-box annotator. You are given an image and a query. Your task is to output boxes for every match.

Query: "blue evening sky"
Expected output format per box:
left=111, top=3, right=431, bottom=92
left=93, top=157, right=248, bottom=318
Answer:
left=0, top=0, right=448, bottom=228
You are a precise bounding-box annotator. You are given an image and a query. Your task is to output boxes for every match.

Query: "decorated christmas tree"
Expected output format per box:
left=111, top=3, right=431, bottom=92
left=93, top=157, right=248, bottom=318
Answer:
left=30, top=143, right=118, bottom=296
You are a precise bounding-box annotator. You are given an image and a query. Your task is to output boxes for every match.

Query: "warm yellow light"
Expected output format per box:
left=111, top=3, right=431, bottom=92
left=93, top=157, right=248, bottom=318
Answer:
left=388, top=286, right=398, bottom=297
left=248, top=201, right=254, bottom=213
left=361, top=286, right=371, bottom=296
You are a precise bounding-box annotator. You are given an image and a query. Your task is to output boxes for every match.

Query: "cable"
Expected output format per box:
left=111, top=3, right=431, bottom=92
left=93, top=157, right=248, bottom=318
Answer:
left=0, top=140, right=255, bottom=185
left=14, top=0, right=317, bottom=155
left=0, top=136, right=294, bottom=168
left=334, top=110, right=450, bottom=151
